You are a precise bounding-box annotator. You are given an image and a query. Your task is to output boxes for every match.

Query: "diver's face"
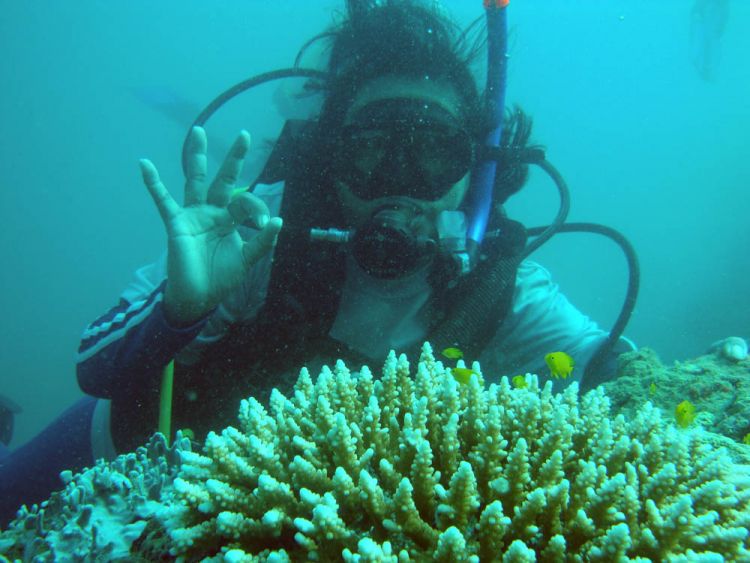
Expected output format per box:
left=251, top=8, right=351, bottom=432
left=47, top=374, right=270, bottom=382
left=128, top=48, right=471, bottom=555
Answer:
left=334, top=76, right=473, bottom=231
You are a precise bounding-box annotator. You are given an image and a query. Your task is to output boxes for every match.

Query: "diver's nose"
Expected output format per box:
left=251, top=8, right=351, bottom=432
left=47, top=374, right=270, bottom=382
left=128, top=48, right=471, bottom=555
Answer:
left=384, top=144, right=417, bottom=186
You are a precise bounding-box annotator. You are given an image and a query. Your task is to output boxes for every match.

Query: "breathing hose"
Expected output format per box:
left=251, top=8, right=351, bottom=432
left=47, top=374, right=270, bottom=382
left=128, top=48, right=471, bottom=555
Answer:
left=180, top=67, right=327, bottom=178
left=522, top=155, right=640, bottom=383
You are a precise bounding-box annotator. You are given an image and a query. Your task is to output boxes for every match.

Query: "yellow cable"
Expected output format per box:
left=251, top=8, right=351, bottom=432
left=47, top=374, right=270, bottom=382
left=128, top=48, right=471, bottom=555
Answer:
left=159, top=360, right=174, bottom=441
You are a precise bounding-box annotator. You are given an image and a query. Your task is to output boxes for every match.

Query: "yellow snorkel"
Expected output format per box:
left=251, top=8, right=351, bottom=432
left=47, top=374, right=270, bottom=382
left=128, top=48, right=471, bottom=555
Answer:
left=159, top=360, right=174, bottom=440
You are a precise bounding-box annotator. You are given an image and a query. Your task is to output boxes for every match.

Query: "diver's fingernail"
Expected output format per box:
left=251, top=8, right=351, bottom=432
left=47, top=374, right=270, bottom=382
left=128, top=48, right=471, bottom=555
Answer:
left=259, top=214, right=269, bottom=228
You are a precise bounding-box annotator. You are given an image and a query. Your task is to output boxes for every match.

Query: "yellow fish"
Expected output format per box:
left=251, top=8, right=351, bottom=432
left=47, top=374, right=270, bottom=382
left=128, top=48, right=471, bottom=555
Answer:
left=649, top=382, right=657, bottom=395
left=675, top=400, right=696, bottom=428
left=451, top=367, right=476, bottom=385
left=743, top=434, right=750, bottom=446
left=512, top=375, right=527, bottom=389
left=442, top=347, right=464, bottom=360
left=544, top=352, right=575, bottom=379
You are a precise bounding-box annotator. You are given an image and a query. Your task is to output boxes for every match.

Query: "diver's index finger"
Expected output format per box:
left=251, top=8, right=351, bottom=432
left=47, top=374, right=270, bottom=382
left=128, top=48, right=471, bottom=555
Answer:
left=185, top=126, right=208, bottom=205
left=140, top=159, right=180, bottom=224
left=227, top=190, right=271, bottom=228
left=207, top=130, right=251, bottom=207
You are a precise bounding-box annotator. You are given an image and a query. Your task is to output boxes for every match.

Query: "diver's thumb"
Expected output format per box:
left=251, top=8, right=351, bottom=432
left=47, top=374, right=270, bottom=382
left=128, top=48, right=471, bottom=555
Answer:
left=241, top=217, right=283, bottom=268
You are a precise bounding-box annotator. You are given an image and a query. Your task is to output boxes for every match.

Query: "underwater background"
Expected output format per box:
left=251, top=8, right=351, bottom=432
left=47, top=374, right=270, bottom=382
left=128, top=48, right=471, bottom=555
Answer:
left=0, top=0, right=747, bottom=447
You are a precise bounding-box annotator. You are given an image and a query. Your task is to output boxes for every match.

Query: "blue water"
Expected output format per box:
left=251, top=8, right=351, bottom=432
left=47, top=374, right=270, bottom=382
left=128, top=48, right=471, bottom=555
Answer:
left=1, top=1, right=747, bottom=446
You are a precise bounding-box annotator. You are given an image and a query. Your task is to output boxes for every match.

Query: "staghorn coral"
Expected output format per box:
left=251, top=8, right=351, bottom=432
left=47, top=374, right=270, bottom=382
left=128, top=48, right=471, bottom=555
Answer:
left=141, top=343, right=750, bottom=561
left=2, top=344, right=749, bottom=561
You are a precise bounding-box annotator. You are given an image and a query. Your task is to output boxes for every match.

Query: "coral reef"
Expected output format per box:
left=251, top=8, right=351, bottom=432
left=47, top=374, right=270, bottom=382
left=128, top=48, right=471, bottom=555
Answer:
left=0, top=433, right=189, bottom=562
left=605, top=347, right=750, bottom=462
left=2, top=343, right=750, bottom=561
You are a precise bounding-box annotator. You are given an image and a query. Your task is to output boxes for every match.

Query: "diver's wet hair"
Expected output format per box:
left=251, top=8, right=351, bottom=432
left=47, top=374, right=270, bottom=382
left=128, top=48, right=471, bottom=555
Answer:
left=316, top=0, right=482, bottom=136
left=494, top=106, right=543, bottom=205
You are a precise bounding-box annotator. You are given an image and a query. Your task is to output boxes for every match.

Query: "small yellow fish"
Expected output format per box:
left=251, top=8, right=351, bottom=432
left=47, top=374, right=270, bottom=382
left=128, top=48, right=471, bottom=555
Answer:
left=544, top=352, right=575, bottom=379
left=451, top=367, right=476, bottom=385
left=649, top=382, right=657, bottom=395
left=675, top=400, right=696, bottom=428
left=512, top=375, right=527, bottom=389
left=743, top=433, right=750, bottom=446
left=442, top=347, right=464, bottom=360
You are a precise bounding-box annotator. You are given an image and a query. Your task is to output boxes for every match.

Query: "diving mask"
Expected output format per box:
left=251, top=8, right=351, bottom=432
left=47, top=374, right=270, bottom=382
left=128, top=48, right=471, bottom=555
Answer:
left=334, top=98, right=475, bottom=200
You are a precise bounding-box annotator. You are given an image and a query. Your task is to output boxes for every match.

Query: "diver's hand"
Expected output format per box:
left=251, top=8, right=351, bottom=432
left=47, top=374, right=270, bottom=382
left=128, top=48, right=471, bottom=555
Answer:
left=140, top=127, right=282, bottom=327
left=708, top=336, right=748, bottom=362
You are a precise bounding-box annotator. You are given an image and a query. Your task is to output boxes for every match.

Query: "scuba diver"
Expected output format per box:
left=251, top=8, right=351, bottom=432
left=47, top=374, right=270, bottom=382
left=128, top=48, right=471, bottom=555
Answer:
left=690, top=0, right=730, bottom=81
left=7, top=0, right=741, bottom=527
left=74, top=0, right=645, bottom=453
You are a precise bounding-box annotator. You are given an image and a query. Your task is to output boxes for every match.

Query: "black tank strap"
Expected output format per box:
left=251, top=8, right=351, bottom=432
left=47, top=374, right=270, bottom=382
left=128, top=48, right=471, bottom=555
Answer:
left=410, top=217, right=527, bottom=361
left=193, top=120, right=349, bottom=375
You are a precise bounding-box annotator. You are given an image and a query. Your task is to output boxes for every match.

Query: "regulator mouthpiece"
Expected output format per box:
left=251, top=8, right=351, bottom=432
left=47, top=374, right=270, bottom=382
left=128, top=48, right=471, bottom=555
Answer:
left=351, top=203, right=435, bottom=279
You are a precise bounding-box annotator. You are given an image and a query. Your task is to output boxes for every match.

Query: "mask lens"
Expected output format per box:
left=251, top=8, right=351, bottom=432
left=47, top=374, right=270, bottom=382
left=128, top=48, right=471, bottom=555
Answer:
left=411, top=125, right=472, bottom=184
left=336, top=99, right=474, bottom=199
left=348, top=128, right=389, bottom=176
